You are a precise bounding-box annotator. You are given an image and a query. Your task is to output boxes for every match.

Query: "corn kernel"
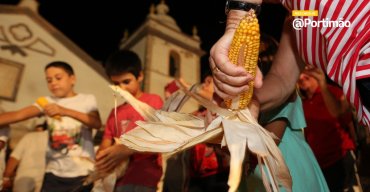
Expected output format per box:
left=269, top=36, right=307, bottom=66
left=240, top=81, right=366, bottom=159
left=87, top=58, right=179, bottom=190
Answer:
left=224, top=11, right=260, bottom=110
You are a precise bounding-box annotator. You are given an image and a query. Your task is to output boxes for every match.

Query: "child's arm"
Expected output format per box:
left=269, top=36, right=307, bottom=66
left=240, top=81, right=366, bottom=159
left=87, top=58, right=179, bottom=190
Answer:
left=44, top=104, right=102, bottom=129
left=96, top=111, right=117, bottom=156
left=2, top=157, right=20, bottom=190
left=261, top=93, right=296, bottom=145
left=304, top=66, right=349, bottom=117
left=0, top=106, right=41, bottom=126
left=96, top=138, right=113, bottom=156
left=264, top=119, right=287, bottom=145
left=95, top=144, right=134, bottom=173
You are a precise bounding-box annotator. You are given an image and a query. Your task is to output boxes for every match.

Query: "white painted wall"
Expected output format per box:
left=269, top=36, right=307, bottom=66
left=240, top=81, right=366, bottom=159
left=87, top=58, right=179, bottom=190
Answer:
left=0, top=8, right=113, bottom=146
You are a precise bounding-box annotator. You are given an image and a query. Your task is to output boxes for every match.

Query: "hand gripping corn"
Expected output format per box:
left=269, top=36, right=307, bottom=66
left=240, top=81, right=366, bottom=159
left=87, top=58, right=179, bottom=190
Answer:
left=36, top=97, right=61, bottom=120
left=36, top=97, right=49, bottom=108
left=224, top=11, right=260, bottom=110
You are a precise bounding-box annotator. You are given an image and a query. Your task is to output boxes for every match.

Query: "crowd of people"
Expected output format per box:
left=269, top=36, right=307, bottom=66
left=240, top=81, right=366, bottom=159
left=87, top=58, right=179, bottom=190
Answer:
left=0, top=0, right=369, bottom=191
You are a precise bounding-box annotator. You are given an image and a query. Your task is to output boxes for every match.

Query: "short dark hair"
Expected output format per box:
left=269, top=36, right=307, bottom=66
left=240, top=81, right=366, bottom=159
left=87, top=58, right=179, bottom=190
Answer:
left=104, top=49, right=142, bottom=78
left=45, top=61, right=74, bottom=75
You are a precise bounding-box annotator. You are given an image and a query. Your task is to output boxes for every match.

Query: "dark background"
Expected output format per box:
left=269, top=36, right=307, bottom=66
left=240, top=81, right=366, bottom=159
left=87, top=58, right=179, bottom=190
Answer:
left=1, top=0, right=287, bottom=75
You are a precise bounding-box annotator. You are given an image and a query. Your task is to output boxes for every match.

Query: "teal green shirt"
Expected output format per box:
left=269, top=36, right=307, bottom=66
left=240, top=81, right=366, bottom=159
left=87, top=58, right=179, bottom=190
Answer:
left=242, top=97, right=329, bottom=192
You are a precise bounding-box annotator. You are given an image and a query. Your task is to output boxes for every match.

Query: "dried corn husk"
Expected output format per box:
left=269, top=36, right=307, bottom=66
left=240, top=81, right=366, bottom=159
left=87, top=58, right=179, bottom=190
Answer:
left=84, top=86, right=198, bottom=191
left=110, top=85, right=292, bottom=192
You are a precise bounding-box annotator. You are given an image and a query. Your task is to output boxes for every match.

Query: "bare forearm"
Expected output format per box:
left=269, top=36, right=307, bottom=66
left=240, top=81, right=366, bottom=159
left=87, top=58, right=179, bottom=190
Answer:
left=226, top=10, right=249, bottom=32
left=264, top=119, right=287, bottom=145
left=4, top=157, right=19, bottom=178
left=0, top=112, right=21, bottom=126
left=225, top=0, right=262, bottom=32
left=63, top=109, right=102, bottom=129
left=0, top=106, right=40, bottom=126
left=96, top=139, right=113, bottom=156
left=256, top=19, right=303, bottom=111
left=256, top=74, right=293, bottom=111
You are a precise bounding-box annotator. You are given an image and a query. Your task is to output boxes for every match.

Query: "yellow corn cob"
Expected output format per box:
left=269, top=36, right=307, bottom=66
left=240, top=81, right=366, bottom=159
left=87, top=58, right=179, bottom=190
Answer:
left=36, top=97, right=61, bottom=120
left=36, top=97, right=49, bottom=108
left=224, top=11, right=260, bottom=110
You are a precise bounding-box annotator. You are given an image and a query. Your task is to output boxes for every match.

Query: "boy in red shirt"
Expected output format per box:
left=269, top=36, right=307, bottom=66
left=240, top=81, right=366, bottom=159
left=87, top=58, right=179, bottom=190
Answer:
left=96, top=50, right=163, bottom=192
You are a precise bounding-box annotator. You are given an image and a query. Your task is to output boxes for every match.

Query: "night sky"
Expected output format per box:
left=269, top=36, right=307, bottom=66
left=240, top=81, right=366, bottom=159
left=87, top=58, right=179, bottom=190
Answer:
left=1, top=0, right=287, bottom=75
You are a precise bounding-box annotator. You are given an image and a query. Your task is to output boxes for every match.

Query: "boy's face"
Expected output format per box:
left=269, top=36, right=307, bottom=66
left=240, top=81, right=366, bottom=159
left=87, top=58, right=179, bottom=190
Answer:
left=298, top=73, right=318, bottom=94
left=110, top=72, right=143, bottom=98
left=45, top=67, right=76, bottom=98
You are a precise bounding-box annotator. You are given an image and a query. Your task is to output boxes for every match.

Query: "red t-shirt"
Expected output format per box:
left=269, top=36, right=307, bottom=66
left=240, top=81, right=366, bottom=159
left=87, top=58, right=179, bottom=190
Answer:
left=190, top=109, right=229, bottom=178
left=104, top=93, right=163, bottom=187
left=302, top=85, right=355, bottom=168
left=191, top=144, right=220, bottom=178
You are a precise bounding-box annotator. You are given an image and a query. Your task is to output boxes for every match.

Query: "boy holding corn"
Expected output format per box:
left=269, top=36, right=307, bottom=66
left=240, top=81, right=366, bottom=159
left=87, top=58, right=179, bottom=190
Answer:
left=0, top=61, right=102, bottom=191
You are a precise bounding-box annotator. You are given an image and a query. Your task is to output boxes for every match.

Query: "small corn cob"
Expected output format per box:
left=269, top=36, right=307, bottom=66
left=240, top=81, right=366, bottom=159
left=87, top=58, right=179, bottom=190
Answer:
left=36, top=97, right=61, bottom=120
left=224, top=11, right=260, bottom=110
left=36, top=97, right=49, bottom=108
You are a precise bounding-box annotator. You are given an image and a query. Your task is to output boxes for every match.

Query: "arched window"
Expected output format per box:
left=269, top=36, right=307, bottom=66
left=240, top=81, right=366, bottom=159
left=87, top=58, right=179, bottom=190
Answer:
left=169, top=51, right=180, bottom=78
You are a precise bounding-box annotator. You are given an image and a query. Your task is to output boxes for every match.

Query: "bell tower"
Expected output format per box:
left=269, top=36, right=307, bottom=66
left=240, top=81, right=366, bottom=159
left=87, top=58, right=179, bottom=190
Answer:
left=119, top=0, right=205, bottom=112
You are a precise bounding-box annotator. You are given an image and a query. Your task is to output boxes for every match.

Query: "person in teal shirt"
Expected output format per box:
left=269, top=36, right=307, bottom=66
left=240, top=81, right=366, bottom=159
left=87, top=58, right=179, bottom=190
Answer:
left=239, top=34, right=329, bottom=192
left=243, top=93, right=329, bottom=192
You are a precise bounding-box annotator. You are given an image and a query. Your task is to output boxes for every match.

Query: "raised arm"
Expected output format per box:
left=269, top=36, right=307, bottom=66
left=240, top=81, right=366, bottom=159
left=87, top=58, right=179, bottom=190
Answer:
left=210, top=1, right=303, bottom=112
left=210, top=1, right=263, bottom=99
left=255, top=18, right=304, bottom=112
left=304, top=66, right=350, bottom=117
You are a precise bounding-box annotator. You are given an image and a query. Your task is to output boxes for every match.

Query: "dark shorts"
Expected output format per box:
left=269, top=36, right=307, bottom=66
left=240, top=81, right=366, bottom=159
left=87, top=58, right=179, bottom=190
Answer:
left=41, top=172, right=93, bottom=192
